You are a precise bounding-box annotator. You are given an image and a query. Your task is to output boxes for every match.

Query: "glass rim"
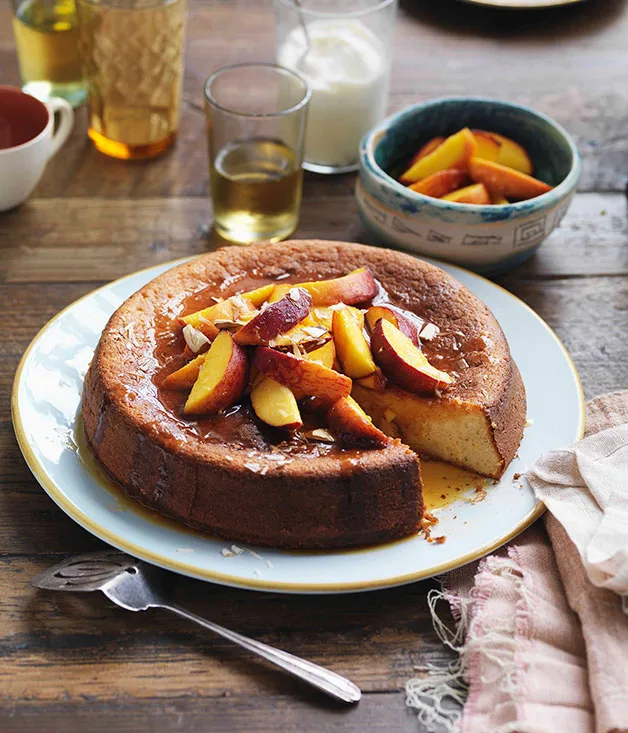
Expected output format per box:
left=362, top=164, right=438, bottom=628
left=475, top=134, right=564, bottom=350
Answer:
left=275, top=0, right=396, bottom=19
left=204, top=63, right=311, bottom=119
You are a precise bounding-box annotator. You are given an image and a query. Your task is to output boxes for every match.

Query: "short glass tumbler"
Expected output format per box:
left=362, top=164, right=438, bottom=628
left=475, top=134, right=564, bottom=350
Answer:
left=204, top=63, right=310, bottom=245
left=274, top=0, right=397, bottom=174
left=76, top=0, right=185, bottom=159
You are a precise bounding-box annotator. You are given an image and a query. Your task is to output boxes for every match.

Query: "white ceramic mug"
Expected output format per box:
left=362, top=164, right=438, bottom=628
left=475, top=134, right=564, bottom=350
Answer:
left=0, top=86, right=74, bottom=212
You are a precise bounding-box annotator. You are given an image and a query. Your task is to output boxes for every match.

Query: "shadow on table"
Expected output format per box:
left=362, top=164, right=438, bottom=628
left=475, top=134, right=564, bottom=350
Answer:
left=400, top=0, right=627, bottom=40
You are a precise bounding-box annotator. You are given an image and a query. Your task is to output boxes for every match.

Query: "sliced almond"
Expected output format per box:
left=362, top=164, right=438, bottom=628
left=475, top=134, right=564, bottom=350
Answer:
left=182, top=324, right=211, bottom=354
left=305, top=428, right=336, bottom=443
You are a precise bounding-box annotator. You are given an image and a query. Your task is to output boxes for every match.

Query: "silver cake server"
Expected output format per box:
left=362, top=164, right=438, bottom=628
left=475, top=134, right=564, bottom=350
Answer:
left=31, top=550, right=361, bottom=704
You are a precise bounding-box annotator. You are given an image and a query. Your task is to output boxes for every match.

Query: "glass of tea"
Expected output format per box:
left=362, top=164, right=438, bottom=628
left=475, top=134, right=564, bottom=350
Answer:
left=11, top=0, right=87, bottom=107
left=76, top=0, right=185, bottom=160
left=204, top=63, right=310, bottom=245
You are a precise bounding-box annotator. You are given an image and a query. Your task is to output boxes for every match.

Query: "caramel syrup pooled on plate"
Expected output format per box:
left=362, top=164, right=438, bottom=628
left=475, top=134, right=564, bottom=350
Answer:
left=419, top=459, right=489, bottom=511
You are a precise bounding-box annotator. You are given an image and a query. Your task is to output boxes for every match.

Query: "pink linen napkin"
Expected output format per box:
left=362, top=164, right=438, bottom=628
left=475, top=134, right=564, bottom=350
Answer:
left=406, top=391, right=628, bottom=733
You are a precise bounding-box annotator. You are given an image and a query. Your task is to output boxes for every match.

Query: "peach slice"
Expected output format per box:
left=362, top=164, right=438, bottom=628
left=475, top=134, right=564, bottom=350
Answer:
left=491, top=192, right=510, bottom=205
left=239, top=283, right=275, bottom=307
left=184, top=331, right=249, bottom=415
left=404, top=136, right=446, bottom=171
left=269, top=269, right=377, bottom=308
left=371, top=319, right=453, bottom=394
left=365, top=305, right=421, bottom=346
left=291, top=340, right=337, bottom=400
left=182, top=316, right=218, bottom=341
left=234, top=288, right=312, bottom=346
left=442, top=183, right=491, bottom=205
left=354, top=370, right=387, bottom=392
left=291, top=267, right=378, bottom=307
left=332, top=306, right=377, bottom=379
left=307, top=339, right=336, bottom=369
left=408, top=169, right=467, bottom=198
left=253, top=347, right=352, bottom=404
left=492, top=133, right=533, bottom=175
left=250, top=376, right=303, bottom=431
left=400, top=128, right=477, bottom=184
left=327, top=396, right=389, bottom=449
left=182, top=296, right=257, bottom=338
left=163, top=353, right=206, bottom=391
left=411, top=136, right=446, bottom=164
left=472, top=130, right=533, bottom=175
left=268, top=283, right=293, bottom=303
left=471, top=130, right=501, bottom=162
left=468, top=157, right=551, bottom=200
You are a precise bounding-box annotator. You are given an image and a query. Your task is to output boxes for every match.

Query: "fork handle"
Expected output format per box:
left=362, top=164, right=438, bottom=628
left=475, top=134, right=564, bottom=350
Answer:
left=160, top=602, right=361, bottom=704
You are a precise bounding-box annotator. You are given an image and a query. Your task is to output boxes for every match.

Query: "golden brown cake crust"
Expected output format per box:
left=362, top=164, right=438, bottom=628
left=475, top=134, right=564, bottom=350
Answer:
left=82, top=240, right=525, bottom=547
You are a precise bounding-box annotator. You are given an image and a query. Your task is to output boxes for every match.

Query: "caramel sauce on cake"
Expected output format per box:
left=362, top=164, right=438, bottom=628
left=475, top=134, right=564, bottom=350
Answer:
left=144, top=275, right=469, bottom=457
left=82, top=241, right=525, bottom=549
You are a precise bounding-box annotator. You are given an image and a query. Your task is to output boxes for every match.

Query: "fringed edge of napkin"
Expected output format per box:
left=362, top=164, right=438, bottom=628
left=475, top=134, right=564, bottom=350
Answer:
left=404, top=584, right=468, bottom=733
left=405, top=548, right=538, bottom=733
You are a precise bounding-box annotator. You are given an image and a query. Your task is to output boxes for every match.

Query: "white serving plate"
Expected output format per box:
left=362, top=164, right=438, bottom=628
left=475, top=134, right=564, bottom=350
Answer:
left=12, top=256, right=584, bottom=594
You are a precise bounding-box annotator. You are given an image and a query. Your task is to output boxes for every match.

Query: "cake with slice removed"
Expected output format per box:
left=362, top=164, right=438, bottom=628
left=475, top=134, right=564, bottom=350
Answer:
left=82, top=240, right=526, bottom=549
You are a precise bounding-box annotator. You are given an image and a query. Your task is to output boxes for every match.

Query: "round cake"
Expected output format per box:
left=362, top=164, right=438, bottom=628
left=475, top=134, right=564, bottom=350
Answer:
left=82, top=240, right=526, bottom=548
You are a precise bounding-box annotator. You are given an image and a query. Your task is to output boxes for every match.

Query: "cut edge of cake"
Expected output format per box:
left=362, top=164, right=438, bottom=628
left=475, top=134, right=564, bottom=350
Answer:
left=352, top=361, right=525, bottom=479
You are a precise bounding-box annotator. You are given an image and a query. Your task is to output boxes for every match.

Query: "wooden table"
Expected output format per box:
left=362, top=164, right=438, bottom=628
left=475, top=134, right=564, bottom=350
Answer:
left=1, top=1, right=627, bottom=730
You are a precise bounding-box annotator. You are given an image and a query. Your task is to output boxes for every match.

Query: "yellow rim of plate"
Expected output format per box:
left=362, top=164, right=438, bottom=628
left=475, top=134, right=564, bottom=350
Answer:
left=11, top=252, right=586, bottom=593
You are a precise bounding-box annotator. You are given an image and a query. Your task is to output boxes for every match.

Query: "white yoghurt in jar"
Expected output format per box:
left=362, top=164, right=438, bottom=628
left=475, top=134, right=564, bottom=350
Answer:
left=277, top=19, right=389, bottom=171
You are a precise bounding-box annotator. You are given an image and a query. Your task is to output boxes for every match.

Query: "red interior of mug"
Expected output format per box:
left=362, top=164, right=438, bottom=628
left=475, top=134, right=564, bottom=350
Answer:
left=0, top=86, right=50, bottom=150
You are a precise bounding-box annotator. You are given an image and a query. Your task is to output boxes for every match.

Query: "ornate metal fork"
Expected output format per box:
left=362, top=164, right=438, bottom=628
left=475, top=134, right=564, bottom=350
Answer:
left=31, top=550, right=361, bottom=704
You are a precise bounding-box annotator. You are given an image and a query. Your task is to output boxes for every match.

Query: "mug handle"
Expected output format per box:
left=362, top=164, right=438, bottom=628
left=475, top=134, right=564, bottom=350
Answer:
left=46, top=97, right=74, bottom=159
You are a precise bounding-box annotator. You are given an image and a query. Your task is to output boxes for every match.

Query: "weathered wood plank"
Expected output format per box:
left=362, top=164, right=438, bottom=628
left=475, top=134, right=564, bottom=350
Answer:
left=1, top=193, right=627, bottom=285
left=501, top=276, right=628, bottom=400
left=2, top=1, right=628, bottom=195
left=1, top=692, right=425, bottom=733
left=515, top=192, right=628, bottom=279
left=0, top=557, right=448, bottom=702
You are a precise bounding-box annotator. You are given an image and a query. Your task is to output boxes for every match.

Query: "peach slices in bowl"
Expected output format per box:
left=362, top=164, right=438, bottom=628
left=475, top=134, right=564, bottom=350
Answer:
left=357, top=97, right=581, bottom=274
left=399, top=127, right=552, bottom=205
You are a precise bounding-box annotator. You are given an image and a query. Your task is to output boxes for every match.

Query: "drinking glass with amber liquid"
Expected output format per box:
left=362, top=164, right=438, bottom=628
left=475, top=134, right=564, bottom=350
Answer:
left=204, top=63, right=310, bottom=245
left=11, top=0, right=87, bottom=107
left=76, top=0, right=185, bottom=159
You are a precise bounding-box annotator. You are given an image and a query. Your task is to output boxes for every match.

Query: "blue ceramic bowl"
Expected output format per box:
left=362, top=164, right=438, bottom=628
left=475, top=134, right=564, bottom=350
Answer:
left=356, top=97, right=581, bottom=275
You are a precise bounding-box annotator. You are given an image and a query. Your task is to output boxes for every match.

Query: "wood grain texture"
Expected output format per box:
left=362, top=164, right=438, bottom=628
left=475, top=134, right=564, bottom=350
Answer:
left=1, top=0, right=627, bottom=730
left=2, top=0, right=628, bottom=196
left=0, top=556, right=450, bottom=704
left=2, top=193, right=627, bottom=284
left=1, top=694, right=423, bottom=733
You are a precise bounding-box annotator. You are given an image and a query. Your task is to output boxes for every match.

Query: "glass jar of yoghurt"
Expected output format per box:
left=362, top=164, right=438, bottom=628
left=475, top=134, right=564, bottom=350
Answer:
left=274, top=0, right=397, bottom=174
